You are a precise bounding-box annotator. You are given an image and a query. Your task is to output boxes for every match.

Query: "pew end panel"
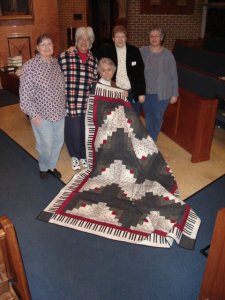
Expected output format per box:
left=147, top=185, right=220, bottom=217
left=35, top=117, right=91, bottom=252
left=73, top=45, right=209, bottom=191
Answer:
left=161, top=88, right=218, bottom=163
left=0, top=215, right=31, bottom=300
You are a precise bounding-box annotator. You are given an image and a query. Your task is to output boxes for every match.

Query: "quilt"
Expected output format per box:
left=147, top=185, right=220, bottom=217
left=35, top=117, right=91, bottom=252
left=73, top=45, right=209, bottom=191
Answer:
left=38, top=84, right=201, bottom=249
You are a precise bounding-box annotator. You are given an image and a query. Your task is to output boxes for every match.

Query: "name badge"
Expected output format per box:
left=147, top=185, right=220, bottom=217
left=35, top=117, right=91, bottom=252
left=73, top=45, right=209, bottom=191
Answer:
left=131, top=61, right=136, bottom=66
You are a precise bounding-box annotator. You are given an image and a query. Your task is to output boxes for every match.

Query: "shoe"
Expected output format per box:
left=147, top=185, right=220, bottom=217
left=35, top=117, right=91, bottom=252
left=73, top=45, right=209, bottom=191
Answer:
left=71, top=157, right=80, bottom=171
left=40, top=171, right=48, bottom=179
left=80, top=158, right=88, bottom=168
left=48, top=169, right=62, bottom=179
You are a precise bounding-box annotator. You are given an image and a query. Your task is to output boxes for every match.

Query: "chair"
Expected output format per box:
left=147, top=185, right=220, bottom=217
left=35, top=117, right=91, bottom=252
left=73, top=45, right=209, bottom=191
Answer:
left=0, top=215, right=31, bottom=300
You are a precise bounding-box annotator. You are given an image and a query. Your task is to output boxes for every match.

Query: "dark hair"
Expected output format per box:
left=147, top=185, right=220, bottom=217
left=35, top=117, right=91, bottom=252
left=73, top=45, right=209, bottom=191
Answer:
left=36, top=33, right=53, bottom=45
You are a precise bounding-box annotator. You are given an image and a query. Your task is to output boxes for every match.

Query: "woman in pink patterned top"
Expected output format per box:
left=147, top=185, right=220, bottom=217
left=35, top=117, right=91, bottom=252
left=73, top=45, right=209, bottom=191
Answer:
left=19, top=33, right=66, bottom=180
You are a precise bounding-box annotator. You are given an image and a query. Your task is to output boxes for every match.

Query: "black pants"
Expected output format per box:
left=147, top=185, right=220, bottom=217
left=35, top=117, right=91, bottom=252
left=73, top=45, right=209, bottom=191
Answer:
left=64, top=115, right=86, bottom=159
left=128, top=90, right=141, bottom=115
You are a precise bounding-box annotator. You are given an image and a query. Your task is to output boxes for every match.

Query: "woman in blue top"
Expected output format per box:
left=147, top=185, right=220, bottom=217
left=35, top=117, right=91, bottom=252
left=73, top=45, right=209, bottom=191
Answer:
left=140, top=27, right=178, bottom=141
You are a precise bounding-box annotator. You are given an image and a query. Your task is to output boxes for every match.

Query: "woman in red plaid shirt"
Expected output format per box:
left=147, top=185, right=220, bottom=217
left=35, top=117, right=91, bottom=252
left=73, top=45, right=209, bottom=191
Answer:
left=59, top=27, right=98, bottom=171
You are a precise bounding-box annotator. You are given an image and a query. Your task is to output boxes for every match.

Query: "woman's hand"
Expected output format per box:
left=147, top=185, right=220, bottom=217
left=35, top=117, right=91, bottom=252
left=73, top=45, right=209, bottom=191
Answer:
left=122, top=90, right=128, bottom=97
left=31, top=115, right=42, bottom=127
left=15, top=68, right=22, bottom=77
left=67, top=46, right=76, bottom=52
left=170, top=96, right=178, bottom=104
left=138, top=95, right=145, bottom=103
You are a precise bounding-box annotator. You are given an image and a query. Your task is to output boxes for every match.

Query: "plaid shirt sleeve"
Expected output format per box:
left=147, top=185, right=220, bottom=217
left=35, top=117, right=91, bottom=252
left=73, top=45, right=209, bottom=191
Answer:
left=59, top=50, right=98, bottom=117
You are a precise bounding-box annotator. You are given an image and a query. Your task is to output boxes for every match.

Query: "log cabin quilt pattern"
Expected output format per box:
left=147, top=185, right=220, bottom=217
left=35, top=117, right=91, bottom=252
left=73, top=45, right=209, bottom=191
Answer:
left=38, top=84, right=201, bottom=249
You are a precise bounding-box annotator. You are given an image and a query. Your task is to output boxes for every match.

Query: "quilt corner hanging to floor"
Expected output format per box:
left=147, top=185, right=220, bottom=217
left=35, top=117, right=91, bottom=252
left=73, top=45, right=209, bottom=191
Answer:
left=38, top=83, right=201, bottom=249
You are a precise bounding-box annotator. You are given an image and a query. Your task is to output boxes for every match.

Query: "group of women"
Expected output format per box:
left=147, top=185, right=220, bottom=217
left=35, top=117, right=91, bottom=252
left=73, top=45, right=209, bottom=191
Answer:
left=19, top=25, right=178, bottom=179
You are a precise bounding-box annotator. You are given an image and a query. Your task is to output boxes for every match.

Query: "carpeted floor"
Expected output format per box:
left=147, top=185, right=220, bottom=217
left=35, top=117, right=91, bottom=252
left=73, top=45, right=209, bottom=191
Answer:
left=0, top=129, right=225, bottom=300
left=0, top=89, right=19, bottom=107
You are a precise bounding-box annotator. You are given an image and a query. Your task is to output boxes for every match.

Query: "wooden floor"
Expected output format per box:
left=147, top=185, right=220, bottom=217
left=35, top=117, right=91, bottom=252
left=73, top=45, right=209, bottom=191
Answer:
left=0, top=103, right=225, bottom=200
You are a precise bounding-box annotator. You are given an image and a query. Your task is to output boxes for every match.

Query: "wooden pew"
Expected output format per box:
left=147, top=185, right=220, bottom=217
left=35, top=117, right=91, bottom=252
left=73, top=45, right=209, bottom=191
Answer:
left=199, top=208, right=225, bottom=299
left=0, top=215, right=31, bottom=300
left=0, top=70, right=20, bottom=96
left=161, top=43, right=225, bottom=162
left=161, top=87, right=218, bottom=163
left=173, top=43, right=225, bottom=78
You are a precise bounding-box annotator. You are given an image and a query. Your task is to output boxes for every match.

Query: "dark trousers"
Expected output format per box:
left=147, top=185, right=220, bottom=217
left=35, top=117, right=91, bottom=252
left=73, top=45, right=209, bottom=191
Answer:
left=65, top=115, right=86, bottom=159
left=128, top=90, right=141, bottom=115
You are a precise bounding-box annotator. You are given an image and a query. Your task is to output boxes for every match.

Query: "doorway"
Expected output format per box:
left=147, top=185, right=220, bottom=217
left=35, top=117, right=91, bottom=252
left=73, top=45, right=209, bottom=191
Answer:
left=203, top=0, right=225, bottom=37
left=87, top=0, right=118, bottom=52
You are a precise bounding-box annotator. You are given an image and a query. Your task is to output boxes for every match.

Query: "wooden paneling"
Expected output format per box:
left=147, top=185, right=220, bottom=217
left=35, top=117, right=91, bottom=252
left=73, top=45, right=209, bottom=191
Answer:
left=199, top=208, right=225, bottom=299
left=0, top=216, right=31, bottom=300
left=0, top=0, right=60, bottom=67
left=0, top=71, right=19, bottom=96
left=161, top=88, right=218, bottom=162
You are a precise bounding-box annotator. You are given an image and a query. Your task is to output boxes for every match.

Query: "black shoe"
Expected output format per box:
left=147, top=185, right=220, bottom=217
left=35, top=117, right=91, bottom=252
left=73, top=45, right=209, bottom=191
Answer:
left=40, top=171, right=48, bottom=179
left=48, top=169, right=62, bottom=179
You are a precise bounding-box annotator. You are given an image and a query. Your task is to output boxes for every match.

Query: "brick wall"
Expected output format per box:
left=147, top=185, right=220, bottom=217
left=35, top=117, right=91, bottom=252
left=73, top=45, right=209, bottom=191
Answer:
left=58, top=0, right=87, bottom=51
left=0, top=0, right=204, bottom=67
left=127, top=0, right=204, bottom=50
left=58, top=0, right=204, bottom=51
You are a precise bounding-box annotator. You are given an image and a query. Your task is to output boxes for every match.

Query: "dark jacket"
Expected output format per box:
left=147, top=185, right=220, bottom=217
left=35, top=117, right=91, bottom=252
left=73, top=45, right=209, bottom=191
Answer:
left=96, top=43, right=146, bottom=102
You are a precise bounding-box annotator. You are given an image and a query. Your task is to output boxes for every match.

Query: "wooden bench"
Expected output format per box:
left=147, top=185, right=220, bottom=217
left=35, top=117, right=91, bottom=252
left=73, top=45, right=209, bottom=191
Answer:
left=0, top=70, right=19, bottom=96
left=161, top=43, right=225, bottom=162
left=0, top=215, right=31, bottom=300
left=162, top=87, right=218, bottom=163
left=173, top=43, right=225, bottom=78
left=177, top=64, right=225, bottom=99
left=199, top=208, right=225, bottom=299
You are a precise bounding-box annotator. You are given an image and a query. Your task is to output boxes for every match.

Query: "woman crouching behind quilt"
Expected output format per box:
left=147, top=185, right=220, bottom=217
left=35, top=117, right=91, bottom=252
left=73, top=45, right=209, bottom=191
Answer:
left=97, top=57, right=128, bottom=99
left=19, top=33, right=66, bottom=180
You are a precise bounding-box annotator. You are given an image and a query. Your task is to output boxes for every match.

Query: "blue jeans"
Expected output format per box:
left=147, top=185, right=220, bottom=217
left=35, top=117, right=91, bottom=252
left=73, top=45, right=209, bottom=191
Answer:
left=31, top=118, right=65, bottom=171
left=142, top=94, right=170, bottom=141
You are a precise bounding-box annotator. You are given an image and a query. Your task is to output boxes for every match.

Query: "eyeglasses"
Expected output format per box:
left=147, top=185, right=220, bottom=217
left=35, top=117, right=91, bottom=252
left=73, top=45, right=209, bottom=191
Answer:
left=78, top=37, right=90, bottom=42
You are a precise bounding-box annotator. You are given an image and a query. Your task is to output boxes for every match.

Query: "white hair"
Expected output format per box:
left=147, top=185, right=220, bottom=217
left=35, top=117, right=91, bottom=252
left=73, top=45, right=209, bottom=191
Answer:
left=75, top=26, right=95, bottom=48
left=97, top=57, right=116, bottom=74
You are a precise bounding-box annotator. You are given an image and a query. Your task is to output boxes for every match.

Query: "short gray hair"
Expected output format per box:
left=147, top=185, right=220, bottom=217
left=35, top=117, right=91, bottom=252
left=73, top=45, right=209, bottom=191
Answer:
left=75, top=26, right=95, bottom=48
left=149, top=27, right=165, bottom=39
left=97, top=57, right=116, bottom=74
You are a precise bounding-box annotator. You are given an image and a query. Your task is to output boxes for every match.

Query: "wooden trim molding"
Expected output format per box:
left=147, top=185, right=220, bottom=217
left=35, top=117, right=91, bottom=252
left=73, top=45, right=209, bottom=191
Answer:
left=0, top=0, right=34, bottom=20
